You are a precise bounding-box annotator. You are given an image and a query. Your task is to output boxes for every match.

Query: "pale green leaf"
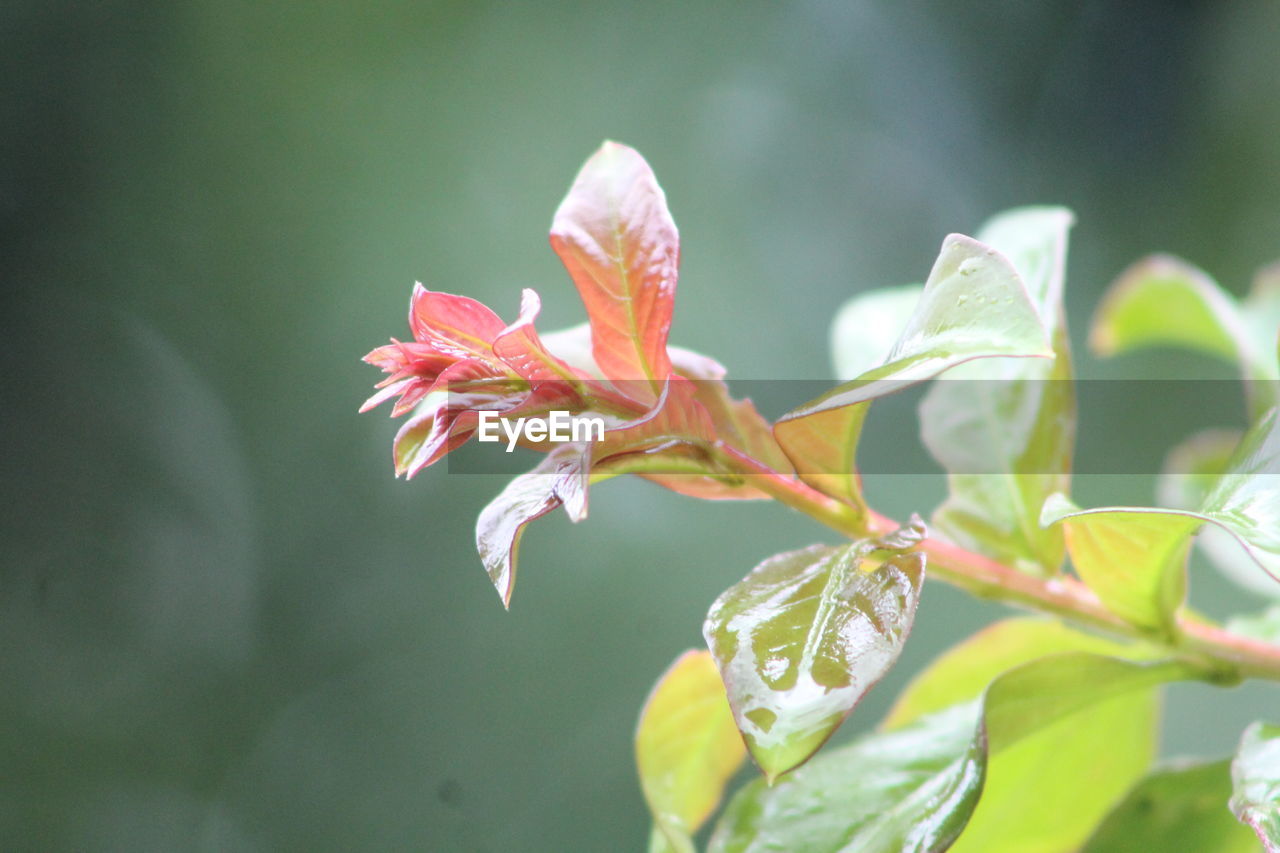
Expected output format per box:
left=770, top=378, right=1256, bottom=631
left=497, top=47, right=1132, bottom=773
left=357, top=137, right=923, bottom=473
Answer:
left=921, top=207, right=1075, bottom=577
left=1091, top=254, right=1245, bottom=363
left=1231, top=721, right=1280, bottom=852
left=781, top=232, right=1052, bottom=505
left=703, top=522, right=926, bottom=782
left=636, top=649, right=747, bottom=852
left=1226, top=606, right=1280, bottom=644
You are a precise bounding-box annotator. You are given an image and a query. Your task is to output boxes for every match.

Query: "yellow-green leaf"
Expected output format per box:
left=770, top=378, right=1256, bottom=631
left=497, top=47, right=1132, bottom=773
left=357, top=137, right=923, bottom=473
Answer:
left=885, top=619, right=1164, bottom=853
left=1040, top=495, right=1201, bottom=636
left=636, top=649, right=747, bottom=852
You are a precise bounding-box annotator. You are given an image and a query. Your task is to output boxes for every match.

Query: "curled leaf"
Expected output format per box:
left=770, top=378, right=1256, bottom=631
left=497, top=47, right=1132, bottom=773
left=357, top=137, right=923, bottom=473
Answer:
left=475, top=443, right=590, bottom=608
left=1091, top=255, right=1280, bottom=419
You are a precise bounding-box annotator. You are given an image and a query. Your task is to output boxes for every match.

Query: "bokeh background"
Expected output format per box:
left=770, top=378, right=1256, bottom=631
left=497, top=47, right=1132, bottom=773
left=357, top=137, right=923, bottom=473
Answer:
left=5, top=1, right=1280, bottom=849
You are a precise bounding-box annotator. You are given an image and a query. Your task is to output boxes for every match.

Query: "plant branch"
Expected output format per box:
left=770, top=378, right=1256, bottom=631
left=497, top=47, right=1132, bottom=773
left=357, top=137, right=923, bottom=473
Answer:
left=714, top=444, right=1280, bottom=683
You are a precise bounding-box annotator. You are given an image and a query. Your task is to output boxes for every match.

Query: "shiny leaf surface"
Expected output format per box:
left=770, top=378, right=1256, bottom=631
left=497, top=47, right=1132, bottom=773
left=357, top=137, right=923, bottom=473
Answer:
left=887, top=618, right=1163, bottom=853
left=710, top=648, right=1191, bottom=853
left=1082, top=761, right=1260, bottom=853
left=550, top=141, right=677, bottom=394
left=636, top=650, right=748, bottom=853
left=709, top=701, right=985, bottom=853
left=921, top=207, right=1075, bottom=576
left=474, top=443, right=589, bottom=607
left=703, top=522, right=926, bottom=781
left=1231, top=721, right=1280, bottom=852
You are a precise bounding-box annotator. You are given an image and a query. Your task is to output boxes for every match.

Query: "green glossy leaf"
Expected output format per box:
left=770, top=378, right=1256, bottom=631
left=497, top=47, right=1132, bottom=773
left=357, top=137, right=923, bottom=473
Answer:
left=1231, top=721, right=1280, bottom=851
left=783, top=232, right=1052, bottom=505
left=1091, top=255, right=1279, bottom=419
left=709, top=701, right=985, bottom=853
left=709, top=649, right=1193, bottom=853
left=796, top=233, right=1052, bottom=419
left=885, top=618, right=1160, bottom=853
left=1200, top=408, right=1280, bottom=574
left=1042, top=411, right=1280, bottom=627
left=921, top=207, right=1075, bottom=577
left=1082, top=760, right=1260, bottom=853
left=636, top=649, right=747, bottom=853
left=703, top=521, right=927, bottom=781
left=1040, top=494, right=1200, bottom=636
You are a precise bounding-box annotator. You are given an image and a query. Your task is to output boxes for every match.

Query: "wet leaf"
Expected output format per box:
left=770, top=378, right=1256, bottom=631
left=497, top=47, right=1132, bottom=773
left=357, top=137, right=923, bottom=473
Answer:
left=921, top=207, right=1075, bottom=576
left=709, top=647, right=1192, bottom=853
left=703, top=521, right=927, bottom=781
left=709, top=701, right=984, bottom=853
left=474, top=443, right=590, bottom=607
left=785, top=232, right=1052, bottom=506
left=1082, top=760, right=1259, bottom=853
left=1230, top=721, right=1280, bottom=851
left=636, top=650, right=747, bottom=853
left=550, top=141, right=677, bottom=396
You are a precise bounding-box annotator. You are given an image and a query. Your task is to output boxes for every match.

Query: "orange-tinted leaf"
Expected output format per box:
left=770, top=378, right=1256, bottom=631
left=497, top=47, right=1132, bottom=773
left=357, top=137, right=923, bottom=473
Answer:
left=550, top=141, right=678, bottom=396
left=492, top=289, right=584, bottom=384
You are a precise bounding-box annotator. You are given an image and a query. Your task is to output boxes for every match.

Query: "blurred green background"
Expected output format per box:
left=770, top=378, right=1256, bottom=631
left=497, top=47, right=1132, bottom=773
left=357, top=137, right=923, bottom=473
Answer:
left=4, top=1, right=1280, bottom=850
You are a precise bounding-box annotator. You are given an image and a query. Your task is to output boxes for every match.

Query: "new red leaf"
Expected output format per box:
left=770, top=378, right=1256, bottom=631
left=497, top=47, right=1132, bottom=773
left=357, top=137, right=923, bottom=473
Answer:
left=550, top=141, right=678, bottom=397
